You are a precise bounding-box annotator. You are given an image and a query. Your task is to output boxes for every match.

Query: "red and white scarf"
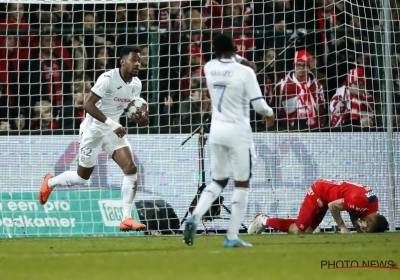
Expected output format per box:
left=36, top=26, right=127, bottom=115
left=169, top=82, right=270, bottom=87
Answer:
left=41, top=56, right=63, bottom=106
left=292, top=74, right=317, bottom=126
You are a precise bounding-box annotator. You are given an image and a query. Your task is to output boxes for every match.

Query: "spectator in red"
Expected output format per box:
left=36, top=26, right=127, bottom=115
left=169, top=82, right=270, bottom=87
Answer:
left=312, top=0, right=338, bottom=64
left=61, top=80, right=90, bottom=130
left=0, top=82, right=10, bottom=131
left=0, top=3, right=32, bottom=52
left=31, top=11, right=72, bottom=70
left=159, top=1, right=184, bottom=30
left=330, top=68, right=375, bottom=127
left=180, top=44, right=206, bottom=98
left=213, top=0, right=255, bottom=60
left=0, top=3, right=34, bottom=101
left=276, top=50, right=326, bottom=130
left=200, top=0, right=223, bottom=28
left=30, top=100, right=59, bottom=130
left=19, top=29, right=72, bottom=119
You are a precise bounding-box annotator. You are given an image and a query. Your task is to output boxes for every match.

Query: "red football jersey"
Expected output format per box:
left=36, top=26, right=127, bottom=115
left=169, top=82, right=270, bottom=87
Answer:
left=312, top=179, right=378, bottom=216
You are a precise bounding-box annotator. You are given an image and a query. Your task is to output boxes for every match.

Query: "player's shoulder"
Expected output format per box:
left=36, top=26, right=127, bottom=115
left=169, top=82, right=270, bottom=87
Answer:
left=96, top=68, right=118, bottom=84
left=130, top=76, right=142, bottom=87
left=101, top=68, right=118, bottom=78
left=204, top=59, right=218, bottom=71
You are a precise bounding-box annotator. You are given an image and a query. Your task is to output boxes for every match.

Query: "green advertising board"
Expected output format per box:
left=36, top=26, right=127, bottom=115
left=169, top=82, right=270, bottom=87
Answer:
left=0, top=190, right=144, bottom=238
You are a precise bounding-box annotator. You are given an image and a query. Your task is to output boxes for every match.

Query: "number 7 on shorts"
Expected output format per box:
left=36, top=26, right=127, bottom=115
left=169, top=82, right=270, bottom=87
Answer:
left=214, top=84, right=226, bottom=112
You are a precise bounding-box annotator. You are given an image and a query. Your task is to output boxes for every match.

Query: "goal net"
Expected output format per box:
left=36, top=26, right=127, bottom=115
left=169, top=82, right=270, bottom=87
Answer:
left=0, top=0, right=398, bottom=237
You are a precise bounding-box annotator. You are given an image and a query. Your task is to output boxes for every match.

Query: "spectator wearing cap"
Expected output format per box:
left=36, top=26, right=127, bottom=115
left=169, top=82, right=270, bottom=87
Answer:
left=330, top=68, right=375, bottom=127
left=275, top=50, right=326, bottom=130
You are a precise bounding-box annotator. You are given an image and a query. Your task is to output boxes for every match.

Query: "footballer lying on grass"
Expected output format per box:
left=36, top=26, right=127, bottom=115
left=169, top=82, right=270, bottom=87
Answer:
left=248, top=179, right=389, bottom=234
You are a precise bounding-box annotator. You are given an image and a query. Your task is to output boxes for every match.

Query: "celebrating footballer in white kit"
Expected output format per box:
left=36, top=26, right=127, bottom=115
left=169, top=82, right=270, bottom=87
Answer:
left=183, top=34, right=275, bottom=248
left=38, top=46, right=149, bottom=232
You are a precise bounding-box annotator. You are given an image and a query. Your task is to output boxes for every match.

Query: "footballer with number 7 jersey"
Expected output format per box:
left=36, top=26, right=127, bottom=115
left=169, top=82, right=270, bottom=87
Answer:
left=248, top=179, right=388, bottom=234
left=38, top=46, right=149, bottom=232
left=183, top=34, right=275, bottom=248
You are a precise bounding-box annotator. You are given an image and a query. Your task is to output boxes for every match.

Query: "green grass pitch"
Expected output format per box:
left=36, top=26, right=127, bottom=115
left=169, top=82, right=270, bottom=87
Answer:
left=0, top=233, right=399, bottom=280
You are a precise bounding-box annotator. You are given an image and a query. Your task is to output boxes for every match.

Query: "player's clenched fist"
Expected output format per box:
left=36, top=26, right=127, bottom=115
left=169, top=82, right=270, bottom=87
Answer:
left=130, top=110, right=149, bottom=126
left=114, top=127, right=126, bottom=138
left=262, top=114, right=275, bottom=128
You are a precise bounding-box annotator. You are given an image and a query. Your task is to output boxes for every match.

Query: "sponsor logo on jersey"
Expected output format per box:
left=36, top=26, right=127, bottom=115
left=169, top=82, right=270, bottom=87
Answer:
left=114, top=97, right=131, bottom=103
left=117, top=86, right=122, bottom=90
left=349, top=205, right=369, bottom=212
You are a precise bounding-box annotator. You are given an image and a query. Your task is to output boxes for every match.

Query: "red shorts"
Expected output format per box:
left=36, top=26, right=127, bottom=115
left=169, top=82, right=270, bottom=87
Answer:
left=295, top=187, right=328, bottom=232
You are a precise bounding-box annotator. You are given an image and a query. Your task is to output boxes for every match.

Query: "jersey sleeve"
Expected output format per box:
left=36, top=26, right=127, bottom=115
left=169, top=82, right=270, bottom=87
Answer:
left=342, top=195, right=376, bottom=216
left=244, top=68, right=263, bottom=102
left=91, top=73, right=112, bottom=99
left=244, top=68, right=274, bottom=117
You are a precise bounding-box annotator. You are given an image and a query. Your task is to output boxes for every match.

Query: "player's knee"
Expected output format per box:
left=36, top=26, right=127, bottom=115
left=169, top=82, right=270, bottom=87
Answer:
left=288, top=224, right=304, bottom=235
left=123, top=163, right=137, bottom=175
left=305, top=227, right=315, bottom=234
left=234, top=180, right=249, bottom=188
left=213, top=179, right=228, bottom=188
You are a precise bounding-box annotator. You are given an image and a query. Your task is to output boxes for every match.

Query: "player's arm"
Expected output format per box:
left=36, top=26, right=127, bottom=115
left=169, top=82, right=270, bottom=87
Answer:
left=86, top=74, right=125, bottom=136
left=235, top=54, right=257, bottom=73
left=244, top=68, right=275, bottom=127
left=327, top=199, right=350, bottom=234
left=348, top=212, right=365, bottom=233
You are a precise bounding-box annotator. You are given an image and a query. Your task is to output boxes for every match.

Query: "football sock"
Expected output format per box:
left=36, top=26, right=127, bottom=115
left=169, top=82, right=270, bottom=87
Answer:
left=192, top=181, right=223, bottom=223
left=226, top=187, right=249, bottom=240
left=266, top=218, right=296, bottom=232
left=122, top=174, right=138, bottom=220
left=48, top=171, right=88, bottom=189
left=260, top=215, right=268, bottom=227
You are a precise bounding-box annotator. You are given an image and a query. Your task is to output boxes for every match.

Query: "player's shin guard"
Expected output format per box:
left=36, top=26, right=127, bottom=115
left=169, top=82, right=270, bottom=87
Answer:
left=48, top=171, right=88, bottom=188
left=122, top=174, right=138, bottom=220
left=192, top=181, right=223, bottom=223
left=227, top=187, right=249, bottom=240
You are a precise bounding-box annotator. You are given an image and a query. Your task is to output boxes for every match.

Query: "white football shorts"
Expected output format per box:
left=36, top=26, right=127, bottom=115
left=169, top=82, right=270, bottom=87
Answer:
left=78, top=123, right=131, bottom=168
left=209, top=142, right=255, bottom=181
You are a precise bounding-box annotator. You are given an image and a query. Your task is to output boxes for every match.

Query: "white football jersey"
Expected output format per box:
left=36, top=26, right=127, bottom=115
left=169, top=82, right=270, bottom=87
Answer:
left=86, top=68, right=142, bottom=131
left=204, top=58, right=267, bottom=145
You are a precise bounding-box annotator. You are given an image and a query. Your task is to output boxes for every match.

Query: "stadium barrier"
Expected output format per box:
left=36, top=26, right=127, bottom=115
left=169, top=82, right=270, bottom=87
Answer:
left=0, top=133, right=398, bottom=238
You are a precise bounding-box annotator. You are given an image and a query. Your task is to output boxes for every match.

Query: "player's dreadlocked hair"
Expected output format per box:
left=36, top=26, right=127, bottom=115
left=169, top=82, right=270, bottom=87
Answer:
left=119, top=46, right=141, bottom=60
left=212, top=34, right=236, bottom=58
left=371, top=214, right=389, bottom=233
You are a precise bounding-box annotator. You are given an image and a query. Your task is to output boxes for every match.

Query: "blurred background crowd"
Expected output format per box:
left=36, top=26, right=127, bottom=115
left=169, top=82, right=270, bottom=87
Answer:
left=0, top=0, right=400, bottom=133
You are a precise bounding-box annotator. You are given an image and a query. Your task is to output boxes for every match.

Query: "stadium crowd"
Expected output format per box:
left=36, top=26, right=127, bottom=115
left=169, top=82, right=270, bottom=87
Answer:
left=0, top=0, right=399, bottom=133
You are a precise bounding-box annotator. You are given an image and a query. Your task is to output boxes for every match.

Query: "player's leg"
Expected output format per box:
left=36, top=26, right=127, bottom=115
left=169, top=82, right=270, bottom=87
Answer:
left=104, top=135, right=146, bottom=232
left=192, top=146, right=228, bottom=221
left=306, top=207, right=328, bottom=233
left=287, top=193, right=321, bottom=234
left=38, top=129, right=100, bottom=205
left=224, top=146, right=253, bottom=248
left=183, top=143, right=229, bottom=246
left=246, top=211, right=295, bottom=234
left=249, top=193, right=320, bottom=235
